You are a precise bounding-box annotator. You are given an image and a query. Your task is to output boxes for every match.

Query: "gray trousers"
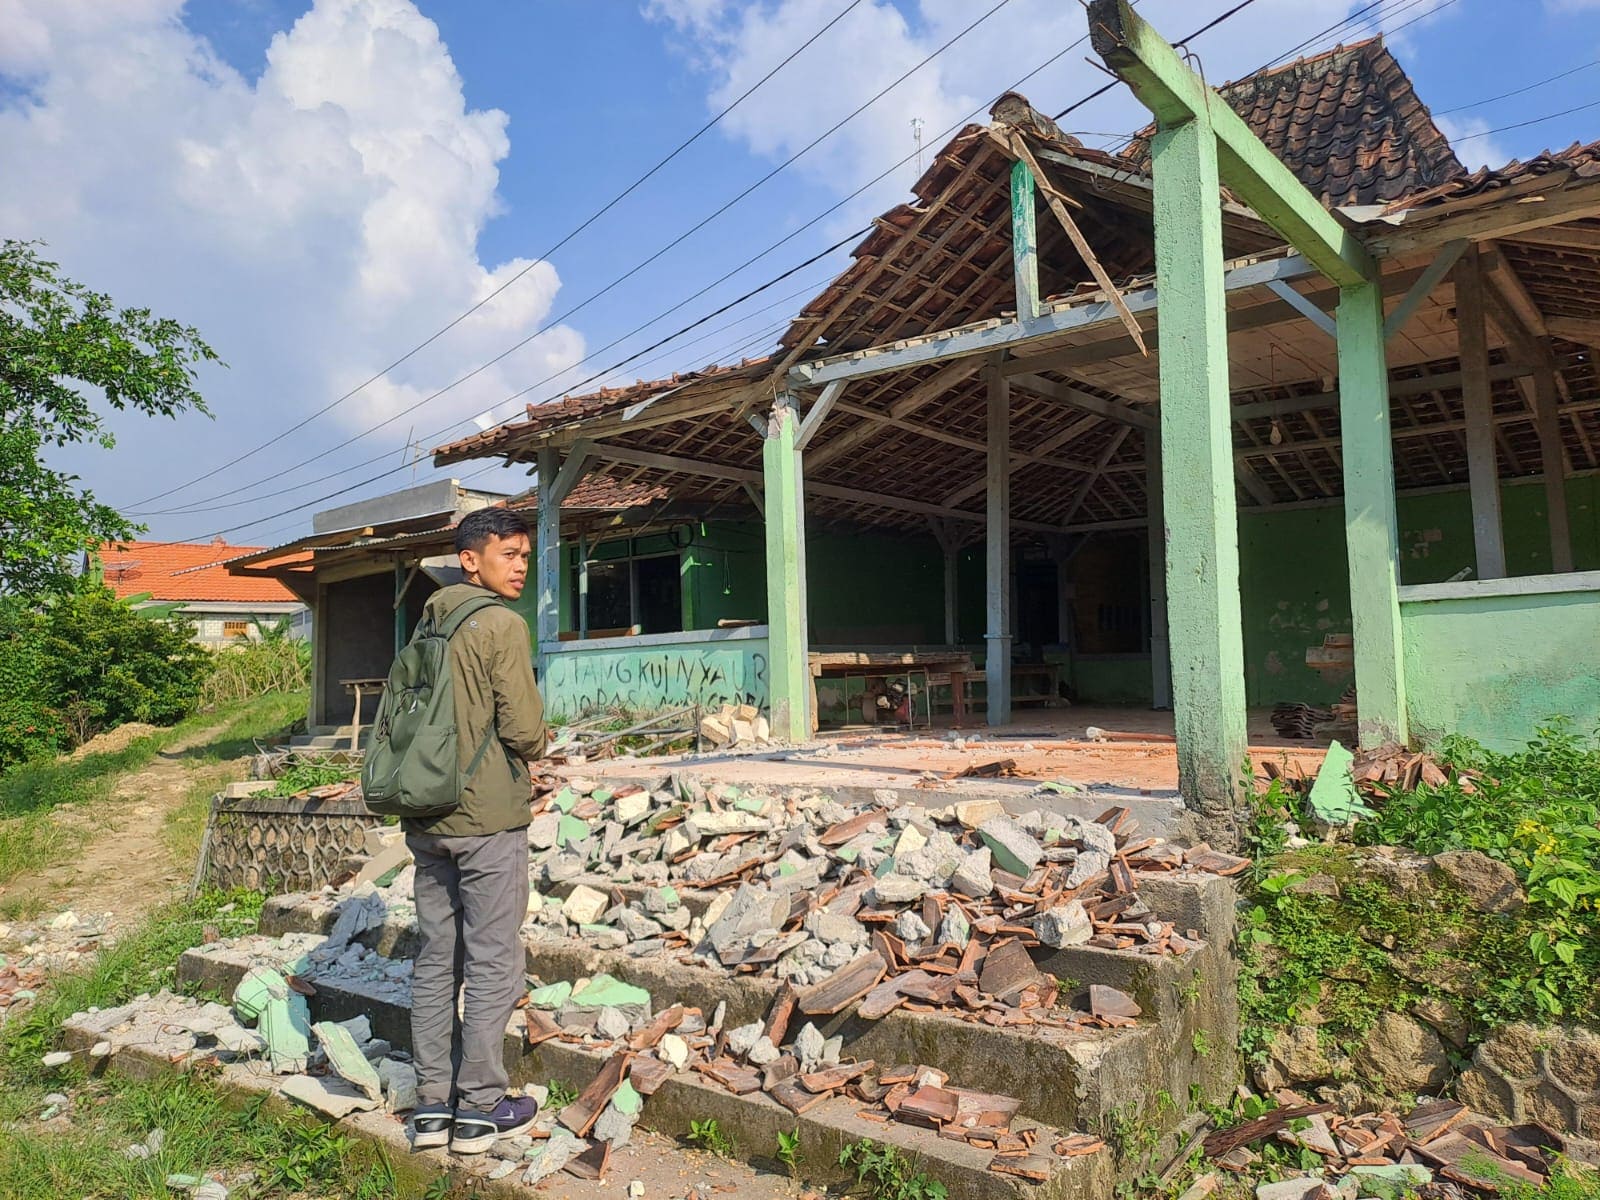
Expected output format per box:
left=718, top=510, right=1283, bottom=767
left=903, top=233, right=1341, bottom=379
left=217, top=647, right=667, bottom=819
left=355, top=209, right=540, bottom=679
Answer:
left=406, top=827, right=529, bottom=1112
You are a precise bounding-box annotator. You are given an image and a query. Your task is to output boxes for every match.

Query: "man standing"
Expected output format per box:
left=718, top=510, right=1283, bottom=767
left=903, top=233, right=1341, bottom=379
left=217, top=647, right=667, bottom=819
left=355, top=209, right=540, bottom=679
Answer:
left=406, top=507, right=546, bottom=1154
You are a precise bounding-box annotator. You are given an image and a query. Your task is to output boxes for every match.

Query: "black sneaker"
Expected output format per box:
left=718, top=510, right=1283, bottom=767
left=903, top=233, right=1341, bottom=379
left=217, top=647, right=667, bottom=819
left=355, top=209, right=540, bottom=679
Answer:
left=410, top=1104, right=454, bottom=1150
left=450, top=1095, right=539, bottom=1154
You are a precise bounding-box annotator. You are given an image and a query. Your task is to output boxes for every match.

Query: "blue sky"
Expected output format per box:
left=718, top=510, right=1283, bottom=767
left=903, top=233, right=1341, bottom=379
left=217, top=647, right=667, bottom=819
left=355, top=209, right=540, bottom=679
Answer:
left=4, top=0, right=1600, bottom=547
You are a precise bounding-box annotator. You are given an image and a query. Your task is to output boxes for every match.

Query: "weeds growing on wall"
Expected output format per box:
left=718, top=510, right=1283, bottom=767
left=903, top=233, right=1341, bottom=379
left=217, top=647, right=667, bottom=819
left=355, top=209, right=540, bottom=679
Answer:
left=1356, top=721, right=1600, bottom=1020
left=1237, top=724, right=1600, bottom=1073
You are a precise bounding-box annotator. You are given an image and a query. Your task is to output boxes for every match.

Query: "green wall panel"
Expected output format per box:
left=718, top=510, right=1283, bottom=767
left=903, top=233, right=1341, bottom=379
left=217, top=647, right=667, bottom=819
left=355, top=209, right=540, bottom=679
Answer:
left=1402, top=586, right=1600, bottom=751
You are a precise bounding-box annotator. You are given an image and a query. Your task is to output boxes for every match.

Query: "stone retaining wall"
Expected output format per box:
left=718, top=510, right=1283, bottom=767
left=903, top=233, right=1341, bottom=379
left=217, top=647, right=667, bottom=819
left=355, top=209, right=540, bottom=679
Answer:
left=1457, top=1024, right=1600, bottom=1163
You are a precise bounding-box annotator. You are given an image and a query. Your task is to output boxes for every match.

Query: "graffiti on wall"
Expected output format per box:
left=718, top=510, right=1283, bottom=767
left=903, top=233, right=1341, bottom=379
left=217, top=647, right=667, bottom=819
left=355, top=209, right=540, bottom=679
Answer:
left=543, top=640, right=769, bottom=716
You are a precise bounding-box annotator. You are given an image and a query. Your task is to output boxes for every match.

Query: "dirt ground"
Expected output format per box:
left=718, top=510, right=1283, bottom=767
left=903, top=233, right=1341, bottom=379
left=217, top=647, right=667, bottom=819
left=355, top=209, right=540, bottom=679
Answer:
left=2, top=719, right=241, bottom=930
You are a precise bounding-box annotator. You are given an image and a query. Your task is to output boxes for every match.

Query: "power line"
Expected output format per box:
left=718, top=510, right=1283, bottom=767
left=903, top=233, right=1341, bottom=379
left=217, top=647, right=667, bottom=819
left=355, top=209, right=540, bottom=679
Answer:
left=1449, top=95, right=1600, bottom=142
left=164, top=227, right=866, bottom=541
left=134, top=0, right=1018, bottom=520
left=142, top=267, right=837, bottom=518
left=1432, top=58, right=1600, bottom=118
left=165, top=0, right=1280, bottom=544
left=127, top=0, right=868, bottom=509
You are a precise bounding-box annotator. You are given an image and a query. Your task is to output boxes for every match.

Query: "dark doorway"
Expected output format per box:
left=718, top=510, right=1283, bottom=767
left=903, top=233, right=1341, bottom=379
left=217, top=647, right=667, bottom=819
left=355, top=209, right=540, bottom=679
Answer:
left=635, top=555, right=683, bottom=634
left=1015, top=560, right=1059, bottom=653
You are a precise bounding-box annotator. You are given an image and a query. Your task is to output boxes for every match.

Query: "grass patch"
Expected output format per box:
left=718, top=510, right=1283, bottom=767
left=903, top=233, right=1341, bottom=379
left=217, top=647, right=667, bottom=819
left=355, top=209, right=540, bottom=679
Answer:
left=0, top=890, right=263, bottom=1090
left=0, top=892, right=436, bottom=1199
left=0, top=691, right=307, bottom=889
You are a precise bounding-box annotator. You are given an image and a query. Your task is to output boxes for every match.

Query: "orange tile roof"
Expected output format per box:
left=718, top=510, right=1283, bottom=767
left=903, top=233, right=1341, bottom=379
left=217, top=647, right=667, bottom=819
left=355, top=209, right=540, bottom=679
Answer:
left=97, top=541, right=300, bottom=604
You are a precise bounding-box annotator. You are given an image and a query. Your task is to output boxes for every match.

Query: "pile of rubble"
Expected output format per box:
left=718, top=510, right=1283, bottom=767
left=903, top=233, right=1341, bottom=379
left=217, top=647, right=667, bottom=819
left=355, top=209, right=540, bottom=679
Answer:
left=696, top=704, right=774, bottom=751
left=1182, top=1090, right=1579, bottom=1200
left=512, top=776, right=1247, bottom=1020
left=1, top=910, right=120, bottom=1022
left=519, top=966, right=1110, bottom=1184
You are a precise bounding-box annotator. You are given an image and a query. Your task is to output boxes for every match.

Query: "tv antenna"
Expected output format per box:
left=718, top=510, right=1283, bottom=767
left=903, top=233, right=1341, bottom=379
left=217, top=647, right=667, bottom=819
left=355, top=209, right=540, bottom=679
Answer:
left=911, top=117, right=925, bottom=178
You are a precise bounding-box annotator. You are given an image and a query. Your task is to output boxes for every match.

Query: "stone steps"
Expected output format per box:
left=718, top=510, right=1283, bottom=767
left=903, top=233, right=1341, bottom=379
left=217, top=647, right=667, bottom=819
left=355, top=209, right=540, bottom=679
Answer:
left=174, top=936, right=1113, bottom=1199
left=254, top=868, right=1237, bottom=1136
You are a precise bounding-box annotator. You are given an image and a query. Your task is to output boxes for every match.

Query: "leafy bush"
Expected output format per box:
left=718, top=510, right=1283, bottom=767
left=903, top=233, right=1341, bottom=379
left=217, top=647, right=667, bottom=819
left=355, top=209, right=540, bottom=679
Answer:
left=0, top=583, right=213, bottom=772
left=1357, top=721, right=1600, bottom=1018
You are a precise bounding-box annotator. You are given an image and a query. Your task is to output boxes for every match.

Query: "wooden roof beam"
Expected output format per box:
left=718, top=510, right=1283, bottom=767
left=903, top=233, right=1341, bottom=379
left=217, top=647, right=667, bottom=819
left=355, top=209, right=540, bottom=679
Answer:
left=1087, top=0, right=1374, bottom=287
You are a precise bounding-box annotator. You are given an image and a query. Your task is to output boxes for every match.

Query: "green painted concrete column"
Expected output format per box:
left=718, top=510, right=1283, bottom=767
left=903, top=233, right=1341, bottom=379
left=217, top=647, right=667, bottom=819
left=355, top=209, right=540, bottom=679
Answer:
left=394, top=561, right=407, bottom=656
left=1150, top=112, right=1248, bottom=827
left=536, top=447, right=561, bottom=676
left=1145, top=433, right=1172, bottom=710
left=985, top=362, right=1012, bottom=725
left=763, top=396, right=810, bottom=741
left=1336, top=276, right=1408, bottom=748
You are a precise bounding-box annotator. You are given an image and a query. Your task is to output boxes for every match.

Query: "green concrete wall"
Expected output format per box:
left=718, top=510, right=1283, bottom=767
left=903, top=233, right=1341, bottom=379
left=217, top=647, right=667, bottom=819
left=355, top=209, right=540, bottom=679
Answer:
left=1402, top=584, right=1600, bottom=752
left=541, top=631, right=770, bottom=720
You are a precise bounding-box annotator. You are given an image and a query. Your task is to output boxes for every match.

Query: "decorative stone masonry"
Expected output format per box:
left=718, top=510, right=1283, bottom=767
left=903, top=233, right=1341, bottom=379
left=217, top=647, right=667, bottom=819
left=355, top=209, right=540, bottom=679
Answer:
left=1456, top=1023, right=1600, bottom=1164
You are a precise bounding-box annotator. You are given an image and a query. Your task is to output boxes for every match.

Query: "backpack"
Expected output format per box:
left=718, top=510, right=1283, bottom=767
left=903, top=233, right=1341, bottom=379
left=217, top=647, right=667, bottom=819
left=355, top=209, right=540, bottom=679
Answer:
left=360, top=594, right=503, bottom=819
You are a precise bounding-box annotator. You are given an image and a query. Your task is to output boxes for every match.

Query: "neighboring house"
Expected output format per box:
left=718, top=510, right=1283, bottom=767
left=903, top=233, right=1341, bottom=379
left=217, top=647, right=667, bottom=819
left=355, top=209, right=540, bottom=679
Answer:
left=91, top=538, right=307, bottom=646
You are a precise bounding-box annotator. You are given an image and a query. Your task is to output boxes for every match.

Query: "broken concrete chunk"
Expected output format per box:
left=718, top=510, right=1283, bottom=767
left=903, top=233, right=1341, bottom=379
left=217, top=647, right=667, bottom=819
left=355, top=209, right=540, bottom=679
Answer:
left=658, top=1033, right=689, bottom=1071
left=1033, top=900, right=1092, bottom=949
left=523, top=1129, right=583, bottom=1184
left=977, top=816, right=1043, bottom=878
left=951, top=847, right=994, bottom=898
left=726, top=1021, right=764, bottom=1058
left=528, top=811, right=561, bottom=849
left=704, top=883, right=788, bottom=963
left=570, top=974, right=651, bottom=1016
left=893, top=824, right=928, bottom=859
left=561, top=885, right=610, bottom=927
left=938, top=907, right=971, bottom=947
left=747, top=1036, right=780, bottom=1066
left=614, top=791, right=651, bottom=827
left=280, top=1072, right=380, bottom=1118
left=528, top=980, right=572, bottom=1010
left=642, top=886, right=679, bottom=915
left=803, top=911, right=867, bottom=946
left=378, top=1057, right=418, bottom=1113
left=595, top=1007, right=632, bottom=1042
left=616, top=907, right=663, bottom=942
left=688, top=811, right=772, bottom=838
left=894, top=911, right=930, bottom=943
left=869, top=875, right=926, bottom=904
left=312, top=1021, right=383, bottom=1101
left=793, top=1022, right=825, bottom=1073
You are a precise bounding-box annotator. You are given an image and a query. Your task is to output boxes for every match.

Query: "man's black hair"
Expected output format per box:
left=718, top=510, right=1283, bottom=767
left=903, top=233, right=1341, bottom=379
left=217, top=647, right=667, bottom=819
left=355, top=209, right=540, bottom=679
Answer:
left=454, top=507, right=531, bottom=555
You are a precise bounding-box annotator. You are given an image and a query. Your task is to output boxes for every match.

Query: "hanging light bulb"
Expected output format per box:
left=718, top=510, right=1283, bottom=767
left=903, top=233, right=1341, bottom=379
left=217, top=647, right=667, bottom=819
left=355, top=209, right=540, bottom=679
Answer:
left=1270, top=419, right=1284, bottom=446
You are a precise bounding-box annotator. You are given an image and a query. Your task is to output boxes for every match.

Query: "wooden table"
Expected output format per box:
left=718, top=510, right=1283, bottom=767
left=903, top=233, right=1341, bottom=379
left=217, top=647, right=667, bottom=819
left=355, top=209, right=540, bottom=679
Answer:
left=1010, top=663, right=1062, bottom=708
left=809, top=648, right=976, bottom=726
left=341, top=677, right=388, bottom=750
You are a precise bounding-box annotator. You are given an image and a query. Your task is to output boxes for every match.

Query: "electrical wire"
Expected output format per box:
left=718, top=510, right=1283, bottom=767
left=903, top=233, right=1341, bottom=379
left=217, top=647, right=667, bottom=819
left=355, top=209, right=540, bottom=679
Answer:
left=127, top=0, right=870, bottom=509
left=160, top=0, right=1303, bottom=543
left=1431, top=59, right=1600, bottom=118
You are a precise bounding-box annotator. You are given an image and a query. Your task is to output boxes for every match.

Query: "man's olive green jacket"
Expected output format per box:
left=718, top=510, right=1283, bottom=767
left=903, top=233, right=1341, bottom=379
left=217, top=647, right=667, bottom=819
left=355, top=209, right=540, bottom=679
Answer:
left=402, top=583, right=546, bottom=838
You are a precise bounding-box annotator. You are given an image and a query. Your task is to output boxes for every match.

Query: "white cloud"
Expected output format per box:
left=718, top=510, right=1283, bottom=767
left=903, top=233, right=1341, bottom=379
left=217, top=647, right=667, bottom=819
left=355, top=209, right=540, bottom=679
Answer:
left=643, top=0, right=1372, bottom=231
left=0, top=0, right=585, bottom=535
left=1435, top=114, right=1511, bottom=172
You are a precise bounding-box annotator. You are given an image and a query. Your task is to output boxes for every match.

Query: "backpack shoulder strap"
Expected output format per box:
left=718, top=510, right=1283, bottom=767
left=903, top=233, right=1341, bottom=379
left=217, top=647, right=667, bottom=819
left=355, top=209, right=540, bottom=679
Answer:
left=434, top=594, right=503, bottom=641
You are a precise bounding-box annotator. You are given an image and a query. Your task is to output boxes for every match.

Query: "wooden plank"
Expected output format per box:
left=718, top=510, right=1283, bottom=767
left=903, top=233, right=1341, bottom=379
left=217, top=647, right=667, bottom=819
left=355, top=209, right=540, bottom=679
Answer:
left=897, top=1085, right=961, bottom=1128
left=795, top=380, right=846, bottom=451
left=1010, top=157, right=1041, bottom=322
left=628, top=1056, right=673, bottom=1097
left=770, top=1078, right=831, bottom=1115
left=1265, top=279, right=1336, bottom=339
left=558, top=1052, right=633, bottom=1138
left=1384, top=239, right=1467, bottom=342
left=978, top=940, right=1041, bottom=1001
left=795, top=950, right=888, bottom=1016
left=1005, top=130, right=1147, bottom=352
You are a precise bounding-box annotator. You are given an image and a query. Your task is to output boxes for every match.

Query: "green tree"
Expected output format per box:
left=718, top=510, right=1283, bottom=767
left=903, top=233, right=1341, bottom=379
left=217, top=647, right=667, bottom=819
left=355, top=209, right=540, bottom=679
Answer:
left=0, top=239, right=219, bottom=595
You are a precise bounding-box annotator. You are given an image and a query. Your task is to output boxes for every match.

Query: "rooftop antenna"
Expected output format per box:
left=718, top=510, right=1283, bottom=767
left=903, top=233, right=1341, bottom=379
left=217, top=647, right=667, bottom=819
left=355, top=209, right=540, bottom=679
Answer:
left=401, top=424, right=426, bottom=481
left=911, top=116, right=925, bottom=179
